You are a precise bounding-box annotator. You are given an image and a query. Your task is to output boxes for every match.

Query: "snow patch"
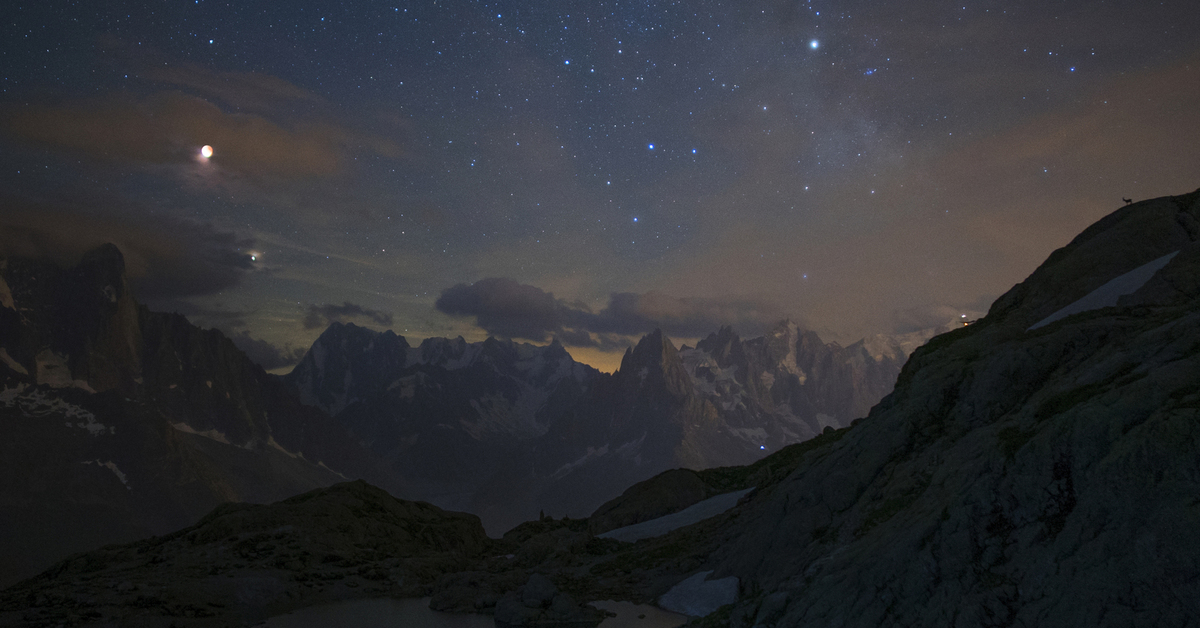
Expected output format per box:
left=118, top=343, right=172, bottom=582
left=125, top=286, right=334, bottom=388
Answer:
left=171, top=421, right=231, bottom=444
left=268, top=435, right=303, bottom=459
left=317, top=460, right=349, bottom=479
left=1029, top=250, right=1180, bottom=331
left=83, top=459, right=130, bottom=489
left=0, top=348, right=28, bottom=375
left=658, top=571, right=739, bottom=617
left=614, top=432, right=647, bottom=460
left=1, top=384, right=109, bottom=434
left=550, top=444, right=610, bottom=479
left=600, top=488, right=754, bottom=543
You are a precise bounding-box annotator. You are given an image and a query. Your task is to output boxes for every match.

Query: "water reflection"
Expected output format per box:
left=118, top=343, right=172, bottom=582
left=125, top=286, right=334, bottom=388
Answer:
left=593, top=600, right=687, bottom=628
left=260, top=596, right=688, bottom=628
left=262, top=598, right=493, bottom=628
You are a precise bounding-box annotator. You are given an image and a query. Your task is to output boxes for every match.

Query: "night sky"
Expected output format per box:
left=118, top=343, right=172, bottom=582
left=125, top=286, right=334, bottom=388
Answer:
left=3, top=1, right=1198, bottom=372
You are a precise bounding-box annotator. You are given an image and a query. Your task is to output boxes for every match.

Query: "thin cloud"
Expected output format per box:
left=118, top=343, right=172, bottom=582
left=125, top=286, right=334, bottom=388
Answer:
left=3, top=91, right=402, bottom=181
left=303, top=302, right=394, bottom=330
left=435, top=277, right=786, bottom=346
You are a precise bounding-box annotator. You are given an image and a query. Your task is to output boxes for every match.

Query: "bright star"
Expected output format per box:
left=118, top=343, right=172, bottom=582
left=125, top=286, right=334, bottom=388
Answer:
left=810, top=39, right=819, bottom=49
left=200, top=145, right=213, bottom=159
left=648, top=143, right=654, bottom=150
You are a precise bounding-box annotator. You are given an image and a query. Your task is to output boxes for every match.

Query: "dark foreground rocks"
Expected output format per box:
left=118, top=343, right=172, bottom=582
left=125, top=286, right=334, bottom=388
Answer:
left=0, top=481, right=489, bottom=627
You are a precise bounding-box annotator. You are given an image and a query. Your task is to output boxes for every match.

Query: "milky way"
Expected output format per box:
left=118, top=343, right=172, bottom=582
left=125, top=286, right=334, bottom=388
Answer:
left=2, top=1, right=1198, bottom=371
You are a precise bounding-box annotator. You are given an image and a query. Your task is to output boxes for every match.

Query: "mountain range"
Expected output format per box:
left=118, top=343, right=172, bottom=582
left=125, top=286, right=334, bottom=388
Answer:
left=0, top=243, right=913, bottom=584
left=1, top=188, right=1196, bottom=626
left=281, top=315, right=916, bottom=532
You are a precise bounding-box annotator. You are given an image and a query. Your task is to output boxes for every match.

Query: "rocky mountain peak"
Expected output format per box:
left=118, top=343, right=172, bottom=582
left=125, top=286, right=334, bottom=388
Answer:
left=1, top=243, right=143, bottom=394
left=287, top=322, right=409, bottom=415
left=618, top=328, right=691, bottom=397
left=413, top=335, right=477, bottom=369
left=695, top=325, right=747, bottom=368
left=987, top=187, right=1200, bottom=330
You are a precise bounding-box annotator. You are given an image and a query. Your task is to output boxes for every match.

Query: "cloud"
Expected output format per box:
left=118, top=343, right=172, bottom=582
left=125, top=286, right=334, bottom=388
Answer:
left=435, top=277, right=573, bottom=340
left=435, top=277, right=787, bottom=346
left=143, top=63, right=325, bottom=113
left=0, top=202, right=255, bottom=300
left=228, top=331, right=306, bottom=371
left=149, top=300, right=254, bottom=330
left=593, top=291, right=788, bottom=338
left=3, top=91, right=401, bottom=180
left=303, top=302, right=394, bottom=330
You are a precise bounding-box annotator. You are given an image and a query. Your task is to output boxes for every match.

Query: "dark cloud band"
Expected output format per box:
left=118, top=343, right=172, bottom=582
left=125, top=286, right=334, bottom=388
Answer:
left=303, top=302, right=394, bottom=330
left=435, top=277, right=786, bottom=347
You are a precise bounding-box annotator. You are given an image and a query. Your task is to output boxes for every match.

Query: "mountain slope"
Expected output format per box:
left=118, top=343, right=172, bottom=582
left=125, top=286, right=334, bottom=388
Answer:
left=699, top=188, right=1200, bottom=626
left=6, top=189, right=1195, bottom=627
left=0, top=246, right=387, bottom=587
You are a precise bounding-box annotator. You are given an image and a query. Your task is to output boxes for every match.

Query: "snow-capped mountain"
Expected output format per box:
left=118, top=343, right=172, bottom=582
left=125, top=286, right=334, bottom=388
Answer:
left=285, top=323, right=598, bottom=440
left=284, top=320, right=913, bottom=533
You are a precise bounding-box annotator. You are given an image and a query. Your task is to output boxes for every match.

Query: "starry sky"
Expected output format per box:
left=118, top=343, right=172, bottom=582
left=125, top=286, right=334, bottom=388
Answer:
left=2, top=1, right=1198, bottom=372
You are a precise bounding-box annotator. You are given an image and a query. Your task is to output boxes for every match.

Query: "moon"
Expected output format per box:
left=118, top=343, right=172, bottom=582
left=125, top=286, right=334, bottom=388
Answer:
left=200, top=145, right=213, bottom=159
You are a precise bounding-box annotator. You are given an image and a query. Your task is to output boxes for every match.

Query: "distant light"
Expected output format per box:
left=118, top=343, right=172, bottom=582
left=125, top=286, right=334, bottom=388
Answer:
left=564, top=59, right=570, bottom=65
left=633, top=217, right=639, bottom=222
left=250, top=255, right=256, bottom=261
left=692, top=148, right=697, bottom=154
left=760, top=445, right=766, bottom=450
left=648, top=143, right=654, bottom=150
left=810, top=39, right=819, bottom=49
left=209, top=39, right=214, bottom=44
left=200, top=145, right=213, bottom=158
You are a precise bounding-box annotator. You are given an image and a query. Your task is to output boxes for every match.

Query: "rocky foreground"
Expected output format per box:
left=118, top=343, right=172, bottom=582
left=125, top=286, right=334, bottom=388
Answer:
left=3, top=188, right=1200, bottom=627
left=0, top=427, right=843, bottom=627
